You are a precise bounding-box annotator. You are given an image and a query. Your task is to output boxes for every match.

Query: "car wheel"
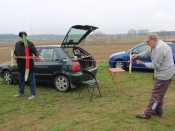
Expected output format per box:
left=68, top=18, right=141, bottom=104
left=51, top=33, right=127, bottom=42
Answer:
left=3, top=71, right=13, bottom=84
left=114, top=60, right=126, bottom=69
left=54, top=75, right=69, bottom=92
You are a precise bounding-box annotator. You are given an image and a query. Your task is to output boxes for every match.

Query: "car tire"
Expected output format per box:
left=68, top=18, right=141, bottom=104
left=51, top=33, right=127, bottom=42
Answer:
left=3, top=70, right=13, bottom=84
left=54, top=75, right=70, bottom=92
left=114, top=60, right=126, bottom=69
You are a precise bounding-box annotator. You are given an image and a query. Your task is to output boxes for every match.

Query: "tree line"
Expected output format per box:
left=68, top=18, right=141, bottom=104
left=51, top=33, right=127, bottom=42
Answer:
left=127, top=29, right=175, bottom=38
left=0, top=30, right=175, bottom=43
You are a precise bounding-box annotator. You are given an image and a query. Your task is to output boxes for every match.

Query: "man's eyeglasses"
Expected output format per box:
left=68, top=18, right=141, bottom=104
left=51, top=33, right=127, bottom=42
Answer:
left=146, top=38, right=156, bottom=44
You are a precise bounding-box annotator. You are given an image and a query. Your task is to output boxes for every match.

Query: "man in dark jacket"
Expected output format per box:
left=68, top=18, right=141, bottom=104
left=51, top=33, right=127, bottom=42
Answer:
left=14, top=31, right=41, bottom=100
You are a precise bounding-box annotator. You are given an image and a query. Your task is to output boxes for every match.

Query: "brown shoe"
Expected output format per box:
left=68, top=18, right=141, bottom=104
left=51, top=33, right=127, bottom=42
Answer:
left=136, top=113, right=151, bottom=119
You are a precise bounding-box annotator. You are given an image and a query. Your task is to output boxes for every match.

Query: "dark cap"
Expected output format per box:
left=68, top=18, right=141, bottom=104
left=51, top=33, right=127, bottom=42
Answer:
left=19, top=31, right=27, bottom=38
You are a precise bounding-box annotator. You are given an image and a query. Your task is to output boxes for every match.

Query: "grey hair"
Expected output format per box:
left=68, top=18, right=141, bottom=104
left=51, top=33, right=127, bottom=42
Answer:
left=147, top=32, right=159, bottom=40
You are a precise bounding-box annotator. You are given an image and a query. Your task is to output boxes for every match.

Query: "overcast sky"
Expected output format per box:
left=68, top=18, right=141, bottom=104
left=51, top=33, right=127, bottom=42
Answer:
left=0, top=0, right=175, bottom=35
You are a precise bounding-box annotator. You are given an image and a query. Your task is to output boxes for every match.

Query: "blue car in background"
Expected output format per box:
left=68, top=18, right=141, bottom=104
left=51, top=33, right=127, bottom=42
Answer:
left=108, top=41, right=175, bottom=69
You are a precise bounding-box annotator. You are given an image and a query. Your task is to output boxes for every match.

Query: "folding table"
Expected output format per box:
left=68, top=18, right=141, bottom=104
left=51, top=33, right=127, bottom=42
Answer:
left=108, top=68, right=125, bottom=94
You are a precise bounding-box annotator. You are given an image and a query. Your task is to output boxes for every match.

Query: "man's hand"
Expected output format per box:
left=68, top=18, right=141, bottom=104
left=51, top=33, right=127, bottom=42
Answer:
left=36, top=55, right=41, bottom=60
left=13, top=56, right=16, bottom=60
left=136, top=60, right=145, bottom=65
left=132, top=54, right=139, bottom=59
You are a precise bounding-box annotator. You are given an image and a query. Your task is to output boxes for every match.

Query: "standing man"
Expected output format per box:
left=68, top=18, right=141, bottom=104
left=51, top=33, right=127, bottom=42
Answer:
left=132, top=32, right=174, bottom=119
left=14, top=31, right=41, bottom=100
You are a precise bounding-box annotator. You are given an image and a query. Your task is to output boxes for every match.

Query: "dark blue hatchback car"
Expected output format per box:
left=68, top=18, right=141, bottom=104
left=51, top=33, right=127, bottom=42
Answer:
left=109, top=41, right=175, bottom=69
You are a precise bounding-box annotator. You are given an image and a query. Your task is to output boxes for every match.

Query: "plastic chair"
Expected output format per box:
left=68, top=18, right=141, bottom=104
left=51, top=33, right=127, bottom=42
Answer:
left=79, top=70, right=102, bottom=101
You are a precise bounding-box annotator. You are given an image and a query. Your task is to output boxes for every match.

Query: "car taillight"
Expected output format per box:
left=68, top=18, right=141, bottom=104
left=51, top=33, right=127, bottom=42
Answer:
left=93, top=58, right=96, bottom=65
left=72, top=62, right=81, bottom=71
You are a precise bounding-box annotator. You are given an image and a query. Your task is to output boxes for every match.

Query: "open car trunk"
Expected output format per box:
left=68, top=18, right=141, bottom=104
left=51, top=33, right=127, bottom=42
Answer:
left=64, top=47, right=95, bottom=69
left=63, top=47, right=95, bottom=69
left=78, top=57, right=94, bottom=69
left=61, top=25, right=97, bottom=70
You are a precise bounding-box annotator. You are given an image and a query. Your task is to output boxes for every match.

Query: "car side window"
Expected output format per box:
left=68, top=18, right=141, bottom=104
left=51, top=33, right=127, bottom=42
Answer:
left=132, top=44, right=149, bottom=54
left=39, top=48, right=59, bottom=62
left=56, top=48, right=70, bottom=59
left=53, top=49, right=59, bottom=61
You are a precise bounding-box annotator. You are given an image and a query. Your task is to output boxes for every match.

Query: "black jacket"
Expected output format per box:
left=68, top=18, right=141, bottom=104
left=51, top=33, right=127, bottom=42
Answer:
left=14, top=40, right=39, bottom=74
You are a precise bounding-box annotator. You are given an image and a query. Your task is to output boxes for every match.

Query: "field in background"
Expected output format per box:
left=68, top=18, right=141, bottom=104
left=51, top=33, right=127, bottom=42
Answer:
left=0, top=38, right=147, bottom=64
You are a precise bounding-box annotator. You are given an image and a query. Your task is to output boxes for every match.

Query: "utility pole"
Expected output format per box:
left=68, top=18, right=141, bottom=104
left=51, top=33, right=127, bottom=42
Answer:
left=31, top=21, right=32, bottom=39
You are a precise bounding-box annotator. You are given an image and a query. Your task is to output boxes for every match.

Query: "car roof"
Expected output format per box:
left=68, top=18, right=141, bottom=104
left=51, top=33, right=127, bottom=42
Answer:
left=165, top=41, right=175, bottom=45
left=128, top=41, right=175, bottom=52
left=36, top=45, right=79, bottom=48
left=36, top=45, right=61, bottom=48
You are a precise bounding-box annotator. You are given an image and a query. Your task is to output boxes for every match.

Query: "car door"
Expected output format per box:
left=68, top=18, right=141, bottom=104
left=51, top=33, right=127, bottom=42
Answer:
left=11, top=61, right=19, bottom=81
left=131, top=44, right=151, bottom=68
left=168, top=44, right=175, bottom=63
left=34, top=47, right=62, bottom=82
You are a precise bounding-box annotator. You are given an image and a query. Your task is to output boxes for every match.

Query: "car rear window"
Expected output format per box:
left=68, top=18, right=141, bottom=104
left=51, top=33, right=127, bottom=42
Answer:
left=56, top=48, right=70, bottom=59
left=63, top=28, right=87, bottom=43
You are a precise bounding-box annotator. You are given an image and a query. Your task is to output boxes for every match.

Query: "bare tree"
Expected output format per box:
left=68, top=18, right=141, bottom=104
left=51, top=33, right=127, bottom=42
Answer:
left=90, top=31, right=107, bottom=44
left=127, top=29, right=137, bottom=38
left=138, top=29, right=149, bottom=38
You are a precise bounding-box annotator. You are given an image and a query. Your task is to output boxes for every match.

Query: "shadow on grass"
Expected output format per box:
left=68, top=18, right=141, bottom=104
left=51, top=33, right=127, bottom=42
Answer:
left=36, top=83, right=55, bottom=88
left=36, top=83, right=82, bottom=93
left=125, top=68, right=154, bottom=73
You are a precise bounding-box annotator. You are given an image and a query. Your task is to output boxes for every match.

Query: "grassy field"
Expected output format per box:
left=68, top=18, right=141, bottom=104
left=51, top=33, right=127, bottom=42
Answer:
left=0, top=62, right=175, bottom=131
left=0, top=38, right=175, bottom=130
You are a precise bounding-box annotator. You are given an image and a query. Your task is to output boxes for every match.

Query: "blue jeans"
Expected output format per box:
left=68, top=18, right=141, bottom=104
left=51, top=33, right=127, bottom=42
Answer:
left=18, top=73, right=36, bottom=96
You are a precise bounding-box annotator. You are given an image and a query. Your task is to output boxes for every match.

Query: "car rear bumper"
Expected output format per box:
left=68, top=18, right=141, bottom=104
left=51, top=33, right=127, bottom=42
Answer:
left=68, top=72, right=83, bottom=85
